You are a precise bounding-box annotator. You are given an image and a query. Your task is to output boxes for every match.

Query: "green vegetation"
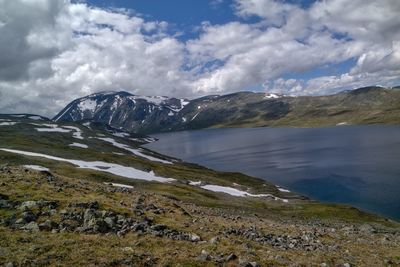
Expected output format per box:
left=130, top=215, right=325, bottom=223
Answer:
left=0, top=115, right=399, bottom=266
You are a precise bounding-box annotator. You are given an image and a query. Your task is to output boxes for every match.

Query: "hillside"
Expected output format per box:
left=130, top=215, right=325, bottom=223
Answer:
left=54, top=86, right=400, bottom=134
left=0, top=114, right=399, bottom=266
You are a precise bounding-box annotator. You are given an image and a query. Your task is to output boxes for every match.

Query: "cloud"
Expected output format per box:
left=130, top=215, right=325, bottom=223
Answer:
left=187, top=0, right=400, bottom=95
left=0, top=1, right=191, bottom=115
left=0, top=0, right=399, bottom=116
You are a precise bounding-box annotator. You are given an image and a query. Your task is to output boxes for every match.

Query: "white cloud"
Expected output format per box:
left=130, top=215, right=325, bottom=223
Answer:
left=0, top=0, right=399, bottom=116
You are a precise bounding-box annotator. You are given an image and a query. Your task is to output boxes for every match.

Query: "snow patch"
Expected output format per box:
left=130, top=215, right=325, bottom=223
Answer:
left=103, top=182, right=134, bottom=189
left=29, top=116, right=42, bottom=120
left=97, top=137, right=172, bottom=164
left=0, top=122, right=17, bottom=126
left=69, top=143, right=88, bottom=149
left=129, top=95, right=169, bottom=105
left=191, top=112, right=201, bottom=121
left=1, top=148, right=175, bottom=183
left=264, top=93, right=280, bottom=99
left=36, top=127, right=70, bottom=133
left=189, top=181, right=202, bottom=186
left=62, top=126, right=84, bottom=139
left=199, top=184, right=288, bottom=202
left=336, top=122, right=348, bottom=126
left=23, top=165, right=50, bottom=172
left=277, top=187, right=290, bottom=193
left=113, top=132, right=130, bottom=138
left=78, top=99, right=97, bottom=113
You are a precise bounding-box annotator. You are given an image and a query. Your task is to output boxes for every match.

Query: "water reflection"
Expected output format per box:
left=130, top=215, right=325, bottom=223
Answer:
left=145, top=126, right=400, bottom=220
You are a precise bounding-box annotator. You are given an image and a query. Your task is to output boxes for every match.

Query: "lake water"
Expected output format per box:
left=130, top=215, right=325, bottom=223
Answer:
left=145, top=126, right=400, bottom=220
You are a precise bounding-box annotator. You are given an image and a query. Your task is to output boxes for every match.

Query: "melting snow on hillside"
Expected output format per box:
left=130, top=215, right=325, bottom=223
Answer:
left=23, top=165, right=50, bottom=172
left=1, top=148, right=175, bottom=183
left=103, top=182, right=134, bottom=189
left=62, top=126, right=84, bottom=139
left=0, top=122, right=17, bottom=126
left=34, top=123, right=71, bottom=133
left=96, top=137, right=173, bottom=164
left=264, top=93, right=281, bottom=99
left=69, top=143, right=88, bottom=149
left=33, top=124, right=84, bottom=139
left=189, top=183, right=288, bottom=202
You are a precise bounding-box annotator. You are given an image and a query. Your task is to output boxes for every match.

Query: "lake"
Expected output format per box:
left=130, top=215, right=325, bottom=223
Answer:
left=145, top=126, right=400, bottom=220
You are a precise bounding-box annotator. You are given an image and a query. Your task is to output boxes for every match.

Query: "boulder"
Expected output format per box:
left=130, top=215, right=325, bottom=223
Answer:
left=19, top=201, right=38, bottom=211
left=22, top=222, right=39, bottom=232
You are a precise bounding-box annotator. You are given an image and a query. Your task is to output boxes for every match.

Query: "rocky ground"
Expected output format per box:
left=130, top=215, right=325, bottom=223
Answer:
left=1, top=165, right=399, bottom=266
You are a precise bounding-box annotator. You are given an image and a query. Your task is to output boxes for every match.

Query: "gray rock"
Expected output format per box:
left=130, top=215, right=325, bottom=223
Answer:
left=189, top=233, right=201, bottom=242
left=225, top=253, right=238, bottom=262
left=92, top=219, right=108, bottom=233
left=0, top=199, right=12, bottom=209
left=22, top=222, right=40, bottom=232
left=210, top=236, right=220, bottom=244
left=15, top=218, right=25, bottom=225
left=104, top=217, right=116, bottom=229
left=39, top=220, right=58, bottom=231
left=22, top=211, right=37, bottom=223
left=198, top=250, right=211, bottom=262
left=239, top=259, right=260, bottom=267
left=150, top=224, right=167, bottom=231
left=19, top=201, right=38, bottom=211
left=83, top=209, right=97, bottom=228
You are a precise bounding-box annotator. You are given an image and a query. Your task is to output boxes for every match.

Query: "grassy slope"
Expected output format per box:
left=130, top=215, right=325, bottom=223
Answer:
left=164, top=87, right=400, bottom=133
left=0, top=115, right=399, bottom=266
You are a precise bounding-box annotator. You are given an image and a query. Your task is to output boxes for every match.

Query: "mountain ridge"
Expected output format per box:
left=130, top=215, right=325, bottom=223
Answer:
left=53, top=86, right=400, bottom=134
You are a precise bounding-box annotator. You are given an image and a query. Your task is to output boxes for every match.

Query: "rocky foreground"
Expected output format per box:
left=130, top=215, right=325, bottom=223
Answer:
left=0, top=165, right=399, bottom=266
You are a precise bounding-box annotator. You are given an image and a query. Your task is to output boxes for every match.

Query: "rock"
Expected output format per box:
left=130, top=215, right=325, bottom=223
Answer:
left=22, top=211, right=37, bottom=223
left=88, top=201, right=99, bottom=210
left=189, top=233, right=201, bottom=242
left=225, top=253, right=238, bottom=262
left=39, top=220, right=58, bottom=231
left=104, top=217, right=116, bottom=229
left=22, top=222, right=40, bottom=232
left=239, top=259, right=260, bottom=267
left=19, top=201, right=38, bottom=211
left=15, top=218, right=25, bottom=225
left=150, top=224, right=167, bottom=231
left=210, top=236, right=220, bottom=244
left=198, top=250, right=211, bottom=262
left=0, top=199, right=12, bottom=209
left=359, top=224, right=375, bottom=234
left=92, top=219, right=108, bottom=233
left=342, top=264, right=352, bottom=267
left=5, top=262, right=14, bottom=267
left=83, top=209, right=97, bottom=228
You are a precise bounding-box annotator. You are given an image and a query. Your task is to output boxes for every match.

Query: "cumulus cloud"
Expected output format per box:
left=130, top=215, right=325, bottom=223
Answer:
left=188, top=0, right=400, bottom=95
left=0, top=0, right=191, bottom=115
left=0, top=0, right=399, bottom=116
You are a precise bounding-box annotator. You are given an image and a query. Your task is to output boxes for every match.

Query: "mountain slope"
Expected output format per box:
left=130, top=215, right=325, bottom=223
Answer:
left=1, top=114, right=399, bottom=266
left=54, top=86, right=400, bottom=134
left=54, top=91, right=190, bottom=133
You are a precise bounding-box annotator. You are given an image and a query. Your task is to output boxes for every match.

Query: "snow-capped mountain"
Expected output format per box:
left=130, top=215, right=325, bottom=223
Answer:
left=54, top=86, right=400, bottom=134
left=54, top=91, right=190, bottom=133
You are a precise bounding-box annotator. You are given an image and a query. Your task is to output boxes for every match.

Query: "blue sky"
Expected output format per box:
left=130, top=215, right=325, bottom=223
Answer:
left=0, top=0, right=399, bottom=115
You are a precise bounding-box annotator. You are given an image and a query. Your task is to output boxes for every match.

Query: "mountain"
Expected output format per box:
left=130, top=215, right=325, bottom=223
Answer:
left=54, top=91, right=190, bottom=133
left=54, top=86, right=400, bottom=134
